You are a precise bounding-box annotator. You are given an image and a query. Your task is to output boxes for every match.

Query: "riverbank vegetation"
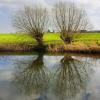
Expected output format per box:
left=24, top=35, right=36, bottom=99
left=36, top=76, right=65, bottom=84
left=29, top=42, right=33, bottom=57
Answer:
left=0, top=33, right=100, bottom=53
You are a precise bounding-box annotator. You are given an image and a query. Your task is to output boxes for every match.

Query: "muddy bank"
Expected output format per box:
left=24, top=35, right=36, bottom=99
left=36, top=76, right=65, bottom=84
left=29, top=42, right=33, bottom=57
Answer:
left=0, top=44, right=34, bottom=52
left=0, top=43, right=100, bottom=54
left=47, top=44, right=100, bottom=54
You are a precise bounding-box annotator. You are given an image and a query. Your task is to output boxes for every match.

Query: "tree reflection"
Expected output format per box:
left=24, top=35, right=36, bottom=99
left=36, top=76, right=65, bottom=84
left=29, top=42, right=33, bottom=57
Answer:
left=13, top=53, right=49, bottom=96
left=52, top=54, right=91, bottom=100
left=13, top=54, right=92, bottom=100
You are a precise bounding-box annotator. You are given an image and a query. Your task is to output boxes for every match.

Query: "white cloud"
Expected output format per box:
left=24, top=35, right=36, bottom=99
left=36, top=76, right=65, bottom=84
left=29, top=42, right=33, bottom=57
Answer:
left=0, top=0, right=51, bottom=11
left=79, top=0, right=100, bottom=30
left=58, top=0, right=100, bottom=30
left=0, top=0, right=100, bottom=32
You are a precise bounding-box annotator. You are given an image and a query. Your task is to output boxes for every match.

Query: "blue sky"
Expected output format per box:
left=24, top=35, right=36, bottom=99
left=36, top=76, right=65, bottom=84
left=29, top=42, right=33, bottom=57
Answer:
left=0, top=0, right=100, bottom=33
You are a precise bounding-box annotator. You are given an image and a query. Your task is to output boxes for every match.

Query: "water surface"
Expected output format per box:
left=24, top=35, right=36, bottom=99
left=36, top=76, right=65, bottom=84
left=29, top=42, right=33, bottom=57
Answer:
left=0, top=53, right=100, bottom=100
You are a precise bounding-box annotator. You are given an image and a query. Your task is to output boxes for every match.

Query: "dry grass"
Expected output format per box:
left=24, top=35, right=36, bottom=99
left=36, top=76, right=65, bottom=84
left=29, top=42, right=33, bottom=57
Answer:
left=47, top=42, right=100, bottom=53
left=0, top=44, right=34, bottom=52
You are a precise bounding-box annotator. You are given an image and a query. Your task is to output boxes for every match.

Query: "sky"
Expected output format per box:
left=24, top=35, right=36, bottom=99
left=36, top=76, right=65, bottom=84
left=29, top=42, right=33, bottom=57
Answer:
left=0, top=0, right=100, bottom=33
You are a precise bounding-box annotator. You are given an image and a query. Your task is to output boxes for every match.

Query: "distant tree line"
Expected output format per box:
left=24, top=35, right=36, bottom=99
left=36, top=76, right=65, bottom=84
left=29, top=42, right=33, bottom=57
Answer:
left=80, top=30, right=100, bottom=33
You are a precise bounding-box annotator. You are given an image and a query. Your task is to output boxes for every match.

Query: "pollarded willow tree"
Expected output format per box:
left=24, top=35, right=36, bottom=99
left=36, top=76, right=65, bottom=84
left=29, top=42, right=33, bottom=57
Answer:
left=13, top=5, right=48, bottom=46
left=53, top=1, right=91, bottom=43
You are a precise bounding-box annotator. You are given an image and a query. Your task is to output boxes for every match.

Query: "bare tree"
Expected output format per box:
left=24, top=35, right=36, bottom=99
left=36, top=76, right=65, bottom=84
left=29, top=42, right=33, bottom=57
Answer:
left=53, top=1, right=91, bottom=43
left=13, top=5, right=48, bottom=46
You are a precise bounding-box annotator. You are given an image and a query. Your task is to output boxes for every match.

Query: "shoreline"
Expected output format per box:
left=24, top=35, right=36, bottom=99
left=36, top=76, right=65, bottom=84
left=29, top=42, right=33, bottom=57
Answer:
left=0, top=43, right=100, bottom=54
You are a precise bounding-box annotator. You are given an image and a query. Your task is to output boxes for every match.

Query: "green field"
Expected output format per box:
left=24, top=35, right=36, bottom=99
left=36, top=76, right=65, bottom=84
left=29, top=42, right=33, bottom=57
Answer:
left=0, top=33, right=62, bottom=44
left=0, top=33, right=100, bottom=45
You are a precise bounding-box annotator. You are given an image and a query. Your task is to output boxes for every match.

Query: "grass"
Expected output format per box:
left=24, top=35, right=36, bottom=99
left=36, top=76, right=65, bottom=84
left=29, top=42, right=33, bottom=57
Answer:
left=0, top=34, right=36, bottom=44
left=0, top=33, right=62, bottom=45
left=75, top=33, right=100, bottom=41
left=0, top=32, right=100, bottom=45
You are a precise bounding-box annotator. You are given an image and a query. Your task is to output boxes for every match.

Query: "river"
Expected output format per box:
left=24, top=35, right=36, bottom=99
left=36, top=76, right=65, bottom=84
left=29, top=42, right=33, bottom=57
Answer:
left=0, top=52, right=100, bottom=100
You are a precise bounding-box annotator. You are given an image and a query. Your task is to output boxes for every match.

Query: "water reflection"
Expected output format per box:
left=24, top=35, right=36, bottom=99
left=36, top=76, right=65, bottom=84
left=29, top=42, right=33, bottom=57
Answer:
left=52, top=54, right=91, bottom=100
left=13, top=54, right=92, bottom=100
left=13, top=53, right=50, bottom=97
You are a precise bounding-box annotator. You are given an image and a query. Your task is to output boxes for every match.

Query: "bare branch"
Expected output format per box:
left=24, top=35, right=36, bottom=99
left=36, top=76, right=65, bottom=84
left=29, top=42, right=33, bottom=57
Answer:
left=13, top=5, right=48, bottom=46
left=53, top=1, right=91, bottom=43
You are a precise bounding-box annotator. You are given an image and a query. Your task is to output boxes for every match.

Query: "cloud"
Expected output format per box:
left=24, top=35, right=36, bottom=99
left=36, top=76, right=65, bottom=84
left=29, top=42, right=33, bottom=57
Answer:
left=0, top=0, right=100, bottom=32
left=0, top=0, right=51, bottom=32
left=79, top=0, right=100, bottom=30
left=0, top=0, right=51, bottom=11
left=58, top=0, right=100, bottom=30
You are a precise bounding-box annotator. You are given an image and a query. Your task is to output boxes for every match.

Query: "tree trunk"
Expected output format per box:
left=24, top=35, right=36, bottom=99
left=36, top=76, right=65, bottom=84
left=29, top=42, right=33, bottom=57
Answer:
left=60, top=35, right=72, bottom=44
left=36, top=36, right=44, bottom=46
left=34, top=36, right=46, bottom=51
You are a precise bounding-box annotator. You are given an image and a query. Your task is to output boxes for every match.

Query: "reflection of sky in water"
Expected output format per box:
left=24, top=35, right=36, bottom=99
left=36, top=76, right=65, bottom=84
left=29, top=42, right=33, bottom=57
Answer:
left=0, top=55, right=38, bottom=100
left=44, top=56, right=63, bottom=70
left=0, top=55, right=100, bottom=100
left=0, top=55, right=64, bottom=100
left=0, top=56, right=37, bottom=80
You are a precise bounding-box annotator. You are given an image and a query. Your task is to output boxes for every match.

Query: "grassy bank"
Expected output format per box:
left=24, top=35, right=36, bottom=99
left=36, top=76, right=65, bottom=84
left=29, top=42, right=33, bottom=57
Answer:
left=0, top=33, right=62, bottom=44
left=0, top=33, right=100, bottom=44
left=0, top=32, right=100, bottom=53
